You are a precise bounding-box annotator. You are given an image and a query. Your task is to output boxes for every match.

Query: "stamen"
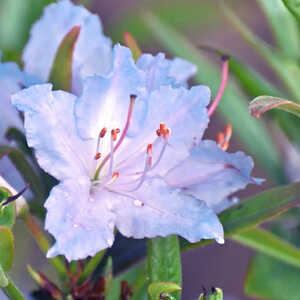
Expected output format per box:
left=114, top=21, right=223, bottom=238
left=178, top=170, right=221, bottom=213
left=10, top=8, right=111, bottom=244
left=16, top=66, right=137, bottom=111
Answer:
left=208, top=56, right=229, bottom=116
left=94, top=95, right=136, bottom=180
left=147, top=144, right=153, bottom=155
left=216, top=124, right=232, bottom=151
left=95, top=128, right=106, bottom=160
left=217, top=132, right=224, bottom=145
left=109, top=130, right=116, bottom=175
left=94, top=152, right=101, bottom=160
left=126, top=144, right=153, bottom=192
left=100, top=127, right=107, bottom=138
left=225, top=124, right=232, bottom=141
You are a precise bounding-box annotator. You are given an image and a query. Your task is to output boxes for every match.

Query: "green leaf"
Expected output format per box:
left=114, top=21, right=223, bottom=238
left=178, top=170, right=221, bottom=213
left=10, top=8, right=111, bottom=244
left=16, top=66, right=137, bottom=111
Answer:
left=245, top=254, right=300, bottom=300
left=148, top=282, right=181, bottom=300
left=0, top=226, right=14, bottom=271
left=221, top=3, right=300, bottom=104
left=1, top=275, right=27, bottom=300
left=78, top=250, right=105, bottom=284
left=104, top=257, right=113, bottom=297
left=282, top=0, right=300, bottom=23
left=250, top=96, right=300, bottom=118
left=49, top=26, right=80, bottom=91
left=142, top=12, right=284, bottom=183
left=210, top=288, right=223, bottom=300
left=107, top=262, right=145, bottom=300
left=229, top=58, right=283, bottom=97
left=0, top=265, right=8, bottom=288
left=0, top=187, right=16, bottom=228
left=0, top=146, right=46, bottom=200
left=182, top=181, right=300, bottom=250
left=147, top=236, right=181, bottom=300
left=233, top=228, right=300, bottom=269
left=199, top=288, right=223, bottom=300
left=110, top=0, right=216, bottom=44
left=257, top=0, right=300, bottom=58
left=0, top=0, right=56, bottom=52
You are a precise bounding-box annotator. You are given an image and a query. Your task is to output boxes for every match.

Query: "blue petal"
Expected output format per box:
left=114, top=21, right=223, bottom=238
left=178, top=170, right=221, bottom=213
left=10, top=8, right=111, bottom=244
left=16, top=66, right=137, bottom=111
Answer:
left=117, top=85, right=211, bottom=177
left=46, top=178, right=115, bottom=261
left=23, top=0, right=112, bottom=94
left=75, top=44, right=144, bottom=141
left=12, top=84, right=93, bottom=180
left=165, top=140, right=263, bottom=210
left=137, top=53, right=197, bottom=90
left=110, top=178, right=224, bottom=243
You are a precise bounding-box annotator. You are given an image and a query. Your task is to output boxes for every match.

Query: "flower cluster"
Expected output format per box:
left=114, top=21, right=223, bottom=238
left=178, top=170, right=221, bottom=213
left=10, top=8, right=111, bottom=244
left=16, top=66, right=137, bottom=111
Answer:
left=3, top=0, right=261, bottom=260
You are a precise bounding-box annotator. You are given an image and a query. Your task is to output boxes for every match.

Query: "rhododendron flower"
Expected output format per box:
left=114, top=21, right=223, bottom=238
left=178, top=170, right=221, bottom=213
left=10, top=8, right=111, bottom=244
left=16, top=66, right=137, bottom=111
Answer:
left=0, top=60, right=39, bottom=191
left=23, top=0, right=112, bottom=95
left=12, top=45, right=261, bottom=261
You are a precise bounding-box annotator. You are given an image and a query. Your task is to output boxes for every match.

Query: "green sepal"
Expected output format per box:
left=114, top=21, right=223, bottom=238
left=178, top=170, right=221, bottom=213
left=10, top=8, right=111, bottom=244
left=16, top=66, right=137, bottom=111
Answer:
left=148, top=282, right=181, bottom=300
left=0, top=265, right=8, bottom=287
left=49, top=26, right=81, bottom=91
left=0, top=226, right=14, bottom=271
left=0, top=188, right=16, bottom=228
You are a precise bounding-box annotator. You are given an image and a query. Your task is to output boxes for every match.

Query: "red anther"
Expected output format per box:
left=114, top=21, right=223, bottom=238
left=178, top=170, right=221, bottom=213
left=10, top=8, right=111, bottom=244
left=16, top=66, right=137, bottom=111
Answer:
left=116, top=128, right=120, bottom=134
left=112, top=172, right=119, bottom=180
left=100, top=127, right=107, bottom=138
left=163, top=128, right=171, bottom=139
left=217, top=132, right=224, bottom=144
left=94, top=152, right=101, bottom=160
left=225, top=124, right=232, bottom=140
left=111, top=129, right=118, bottom=141
left=160, top=122, right=166, bottom=131
left=147, top=144, right=153, bottom=155
left=148, top=156, right=152, bottom=166
left=221, top=141, right=229, bottom=151
left=156, top=129, right=161, bottom=136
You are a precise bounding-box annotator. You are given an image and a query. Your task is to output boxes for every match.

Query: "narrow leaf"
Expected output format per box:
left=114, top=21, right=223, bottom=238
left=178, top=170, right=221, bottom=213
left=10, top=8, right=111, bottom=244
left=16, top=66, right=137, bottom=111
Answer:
left=182, top=182, right=300, bottom=250
left=147, top=236, right=181, bottom=300
left=78, top=250, right=105, bottom=284
left=148, top=282, right=181, bottom=300
left=49, top=26, right=80, bottom=91
left=104, top=257, right=113, bottom=296
left=0, top=226, right=14, bottom=271
left=1, top=275, right=26, bottom=300
left=0, top=265, right=8, bottom=288
left=245, top=254, right=300, bottom=300
left=0, top=146, right=46, bottom=200
left=250, top=96, right=300, bottom=118
left=221, top=3, right=300, bottom=103
left=257, top=0, right=300, bottom=58
left=142, top=12, right=284, bottom=183
left=233, top=228, right=300, bottom=269
left=229, top=59, right=283, bottom=97
left=0, top=187, right=16, bottom=228
left=282, top=0, right=300, bottom=23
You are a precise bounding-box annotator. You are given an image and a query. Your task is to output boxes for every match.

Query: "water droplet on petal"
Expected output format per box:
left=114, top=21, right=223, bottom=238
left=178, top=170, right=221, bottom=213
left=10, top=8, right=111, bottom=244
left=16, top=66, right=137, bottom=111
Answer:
left=134, top=199, right=144, bottom=207
left=216, top=236, right=224, bottom=244
left=107, top=238, right=113, bottom=247
left=89, top=197, right=95, bottom=203
left=73, top=223, right=79, bottom=228
left=108, top=221, right=114, bottom=230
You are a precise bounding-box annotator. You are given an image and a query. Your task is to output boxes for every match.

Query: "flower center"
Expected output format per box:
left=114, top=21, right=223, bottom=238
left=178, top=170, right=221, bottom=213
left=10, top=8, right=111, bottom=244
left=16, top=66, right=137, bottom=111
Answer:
left=91, top=95, right=170, bottom=194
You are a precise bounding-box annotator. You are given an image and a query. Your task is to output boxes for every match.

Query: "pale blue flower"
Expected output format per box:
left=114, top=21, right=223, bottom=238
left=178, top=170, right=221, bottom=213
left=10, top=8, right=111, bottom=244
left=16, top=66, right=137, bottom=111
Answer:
left=0, top=60, right=39, bottom=194
left=23, top=0, right=112, bottom=94
left=12, top=45, right=260, bottom=260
